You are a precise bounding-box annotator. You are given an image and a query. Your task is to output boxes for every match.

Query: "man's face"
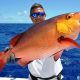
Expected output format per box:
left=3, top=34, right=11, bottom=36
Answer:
left=30, top=7, right=46, bottom=24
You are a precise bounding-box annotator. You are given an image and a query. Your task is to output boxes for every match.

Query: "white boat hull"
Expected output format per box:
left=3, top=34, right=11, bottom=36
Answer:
left=0, top=77, right=28, bottom=80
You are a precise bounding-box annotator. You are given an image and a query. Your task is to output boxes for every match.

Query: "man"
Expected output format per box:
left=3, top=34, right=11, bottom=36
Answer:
left=30, top=3, right=46, bottom=24
left=28, top=3, right=63, bottom=80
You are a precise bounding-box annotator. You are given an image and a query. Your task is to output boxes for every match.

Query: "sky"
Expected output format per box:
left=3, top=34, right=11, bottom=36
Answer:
left=0, top=0, right=80, bottom=23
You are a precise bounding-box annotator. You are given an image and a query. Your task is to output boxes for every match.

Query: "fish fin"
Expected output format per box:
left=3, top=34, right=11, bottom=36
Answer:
left=18, top=59, right=30, bottom=67
left=0, top=52, right=7, bottom=71
left=15, top=58, right=21, bottom=62
left=54, top=50, right=64, bottom=61
left=58, top=36, right=80, bottom=48
left=0, top=59, right=6, bottom=71
left=7, top=52, right=21, bottom=63
left=66, top=47, right=73, bottom=51
left=10, top=32, right=24, bottom=47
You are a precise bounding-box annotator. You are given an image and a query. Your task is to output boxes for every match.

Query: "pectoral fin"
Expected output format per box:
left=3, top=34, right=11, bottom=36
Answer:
left=10, top=32, right=24, bottom=47
left=58, top=36, right=80, bottom=48
left=54, top=50, right=64, bottom=61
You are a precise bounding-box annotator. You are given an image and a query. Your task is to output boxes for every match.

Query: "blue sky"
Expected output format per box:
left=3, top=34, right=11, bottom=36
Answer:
left=0, top=0, right=80, bottom=23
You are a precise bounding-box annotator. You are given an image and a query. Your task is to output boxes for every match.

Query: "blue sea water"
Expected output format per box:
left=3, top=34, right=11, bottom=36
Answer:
left=0, top=23, right=80, bottom=80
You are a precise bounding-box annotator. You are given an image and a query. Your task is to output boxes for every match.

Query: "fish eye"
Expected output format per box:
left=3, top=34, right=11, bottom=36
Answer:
left=66, top=15, right=72, bottom=20
left=66, top=13, right=74, bottom=20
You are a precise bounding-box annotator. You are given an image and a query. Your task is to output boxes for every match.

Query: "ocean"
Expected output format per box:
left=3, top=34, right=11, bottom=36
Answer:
left=0, top=23, right=80, bottom=80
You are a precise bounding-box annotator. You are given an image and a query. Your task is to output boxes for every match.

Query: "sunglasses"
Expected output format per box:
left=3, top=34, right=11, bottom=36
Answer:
left=31, top=12, right=45, bottom=18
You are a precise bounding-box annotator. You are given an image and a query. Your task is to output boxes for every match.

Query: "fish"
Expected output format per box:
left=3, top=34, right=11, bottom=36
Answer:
left=0, top=12, right=80, bottom=71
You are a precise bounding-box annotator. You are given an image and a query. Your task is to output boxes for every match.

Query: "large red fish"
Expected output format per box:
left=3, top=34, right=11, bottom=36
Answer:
left=0, top=12, right=80, bottom=71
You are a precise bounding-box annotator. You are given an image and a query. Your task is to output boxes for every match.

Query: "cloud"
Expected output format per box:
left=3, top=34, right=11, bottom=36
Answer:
left=18, top=12, right=23, bottom=16
left=4, top=16, right=15, bottom=20
left=0, top=13, right=15, bottom=20
left=0, top=11, right=31, bottom=23
left=24, top=10, right=27, bottom=14
left=0, top=13, right=17, bottom=23
left=17, top=10, right=27, bottom=16
left=17, top=10, right=31, bottom=23
left=0, top=13, right=4, bottom=18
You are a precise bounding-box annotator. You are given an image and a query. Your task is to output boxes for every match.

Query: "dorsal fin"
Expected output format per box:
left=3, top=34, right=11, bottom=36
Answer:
left=10, top=32, right=24, bottom=47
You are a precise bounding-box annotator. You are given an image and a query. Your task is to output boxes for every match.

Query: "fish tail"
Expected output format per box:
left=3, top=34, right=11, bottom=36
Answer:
left=0, top=52, right=8, bottom=71
left=0, top=52, right=9, bottom=71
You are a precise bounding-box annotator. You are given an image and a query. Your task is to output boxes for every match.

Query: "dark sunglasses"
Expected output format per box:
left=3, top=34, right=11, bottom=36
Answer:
left=31, top=12, right=45, bottom=18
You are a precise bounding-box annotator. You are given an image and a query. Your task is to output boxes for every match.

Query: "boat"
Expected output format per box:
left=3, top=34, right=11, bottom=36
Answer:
left=0, top=77, right=28, bottom=80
